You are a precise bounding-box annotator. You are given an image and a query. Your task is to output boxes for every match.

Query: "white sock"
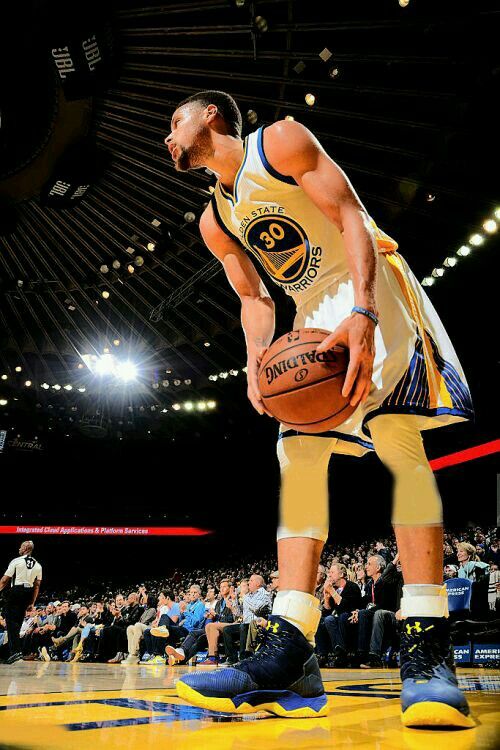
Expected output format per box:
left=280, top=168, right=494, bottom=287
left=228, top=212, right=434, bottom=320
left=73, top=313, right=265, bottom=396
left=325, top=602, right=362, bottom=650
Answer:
left=272, top=590, right=321, bottom=646
left=400, top=584, right=449, bottom=619
left=176, top=647, right=185, bottom=658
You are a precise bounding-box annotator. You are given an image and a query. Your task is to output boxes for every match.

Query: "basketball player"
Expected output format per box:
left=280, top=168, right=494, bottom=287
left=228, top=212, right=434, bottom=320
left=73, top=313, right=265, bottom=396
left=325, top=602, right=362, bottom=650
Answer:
left=165, top=91, right=475, bottom=728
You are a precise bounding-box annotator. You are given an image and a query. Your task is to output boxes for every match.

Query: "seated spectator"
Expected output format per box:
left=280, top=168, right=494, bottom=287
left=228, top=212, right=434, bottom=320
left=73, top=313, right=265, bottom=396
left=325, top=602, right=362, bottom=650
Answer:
left=315, top=563, right=362, bottom=667
left=122, top=594, right=157, bottom=664
left=40, top=602, right=78, bottom=661
left=444, top=564, right=459, bottom=580
left=222, top=574, right=271, bottom=665
left=488, top=564, right=500, bottom=613
left=457, top=541, right=491, bottom=617
left=339, top=553, right=401, bottom=668
left=486, top=537, right=500, bottom=568
left=96, top=593, right=143, bottom=663
left=143, top=592, right=181, bottom=662
left=167, top=580, right=239, bottom=666
left=204, top=587, right=217, bottom=612
left=158, top=585, right=205, bottom=664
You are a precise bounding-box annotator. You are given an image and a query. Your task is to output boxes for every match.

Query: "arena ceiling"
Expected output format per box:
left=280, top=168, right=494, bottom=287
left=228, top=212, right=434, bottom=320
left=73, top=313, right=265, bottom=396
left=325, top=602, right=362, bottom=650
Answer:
left=0, top=0, right=498, bottom=435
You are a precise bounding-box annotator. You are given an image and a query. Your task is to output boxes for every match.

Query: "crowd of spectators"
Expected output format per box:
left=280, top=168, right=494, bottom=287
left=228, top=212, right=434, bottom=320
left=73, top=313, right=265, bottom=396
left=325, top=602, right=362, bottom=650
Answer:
left=1, top=525, right=498, bottom=668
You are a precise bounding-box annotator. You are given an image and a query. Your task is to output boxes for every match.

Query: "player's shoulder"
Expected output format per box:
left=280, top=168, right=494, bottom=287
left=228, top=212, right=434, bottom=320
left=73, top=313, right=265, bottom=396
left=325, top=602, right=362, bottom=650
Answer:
left=261, top=120, right=320, bottom=174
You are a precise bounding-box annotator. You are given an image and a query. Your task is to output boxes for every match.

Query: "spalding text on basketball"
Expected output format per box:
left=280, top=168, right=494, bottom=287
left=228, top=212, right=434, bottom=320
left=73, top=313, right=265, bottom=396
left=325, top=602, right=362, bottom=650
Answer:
left=265, top=349, right=338, bottom=385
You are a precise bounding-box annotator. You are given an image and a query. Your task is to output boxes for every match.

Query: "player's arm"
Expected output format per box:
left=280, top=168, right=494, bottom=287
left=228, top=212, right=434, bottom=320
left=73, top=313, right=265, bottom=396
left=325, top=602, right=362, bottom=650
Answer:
left=0, top=574, right=11, bottom=594
left=263, top=121, right=378, bottom=407
left=199, top=203, right=275, bottom=415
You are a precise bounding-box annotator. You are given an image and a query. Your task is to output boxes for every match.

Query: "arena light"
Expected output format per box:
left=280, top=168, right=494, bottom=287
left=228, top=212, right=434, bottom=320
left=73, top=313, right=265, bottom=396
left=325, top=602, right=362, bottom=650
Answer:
left=112, top=260, right=121, bottom=270
left=422, top=277, right=435, bottom=286
left=184, top=401, right=194, bottom=411
left=457, top=245, right=471, bottom=257
left=64, top=384, right=72, bottom=391
left=494, top=208, right=500, bottom=220
left=207, top=400, right=216, bottom=409
left=53, top=384, right=61, bottom=390
left=24, top=380, right=32, bottom=387
left=483, top=219, right=497, bottom=233
left=172, top=403, right=181, bottom=411
left=431, top=268, right=444, bottom=277
left=305, top=93, right=316, bottom=106
left=469, top=234, right=484, bottom=246
left=113, top=339, right=120, bottom=346
left=102, top=290, right=110, bottom=299
left=219, top=371, right=228, bottom=379
left=95, top=354, right=115, bottom=376
left=100, top=264, right=109, bottom=274
left=15, top=366, right=22, bottom=372
left=127, top=264, right=135, bottom=274
left=208, top=374, right=218, bottom=381
left=0, top=399, right=7, bottom=406
left=285, top=115, right=295, bottom=121
left=115, top=360, right=138, bottom=382
left=229, top=369, right=239, bottom=376
left=443, top=257, right=457, bottom=267
left=77, top=387, right=86, bottom=393
left=147, top=242, right=155, bottom=251
left=184, top=211, right=196, bottom=223
left=197, top=401, right=207, bottom=410
left=204, top=341, right=210, bottom=347
left=41, top=382, right=49, bottom=389
left=1, top=375, right=7, bottom=380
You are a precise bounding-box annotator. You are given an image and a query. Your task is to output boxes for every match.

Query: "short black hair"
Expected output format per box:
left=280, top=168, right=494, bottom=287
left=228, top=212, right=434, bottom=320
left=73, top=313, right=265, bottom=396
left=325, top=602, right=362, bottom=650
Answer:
left=176, top=90, right=242, bottom=138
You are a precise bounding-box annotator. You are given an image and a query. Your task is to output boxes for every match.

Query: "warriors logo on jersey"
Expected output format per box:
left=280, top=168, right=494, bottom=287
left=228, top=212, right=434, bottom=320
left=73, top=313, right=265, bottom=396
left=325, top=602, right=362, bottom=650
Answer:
left=243, top=213, right=323, bottom=291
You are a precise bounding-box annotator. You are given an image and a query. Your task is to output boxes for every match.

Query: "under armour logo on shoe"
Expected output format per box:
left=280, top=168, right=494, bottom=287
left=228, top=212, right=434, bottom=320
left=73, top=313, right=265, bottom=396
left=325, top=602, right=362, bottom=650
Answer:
left=405, top=621, right=423, bottom=635
left=266, top=621, right=280, bottom=634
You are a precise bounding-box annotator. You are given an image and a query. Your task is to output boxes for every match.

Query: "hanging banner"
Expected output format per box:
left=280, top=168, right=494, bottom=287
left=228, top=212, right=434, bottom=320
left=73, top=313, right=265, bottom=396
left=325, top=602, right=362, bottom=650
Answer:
left=0, top=525, right=213, bottom=537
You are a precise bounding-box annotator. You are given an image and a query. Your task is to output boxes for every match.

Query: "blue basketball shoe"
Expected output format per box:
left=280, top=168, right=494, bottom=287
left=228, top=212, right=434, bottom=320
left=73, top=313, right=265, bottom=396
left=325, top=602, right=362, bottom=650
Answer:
left=400, top=616, right=475, bottom=728
left=175, top=615, right=328, bottom=718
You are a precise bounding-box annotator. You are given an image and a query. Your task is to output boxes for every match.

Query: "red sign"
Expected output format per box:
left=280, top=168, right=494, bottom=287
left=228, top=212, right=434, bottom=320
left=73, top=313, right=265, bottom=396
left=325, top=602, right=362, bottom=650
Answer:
left=0, top=525, right=213, bottom=537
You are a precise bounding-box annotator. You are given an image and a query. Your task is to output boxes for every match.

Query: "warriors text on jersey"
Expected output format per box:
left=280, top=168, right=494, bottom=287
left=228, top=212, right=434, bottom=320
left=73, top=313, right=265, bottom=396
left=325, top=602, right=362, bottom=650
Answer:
left=211, top=125, right=473, bottom=455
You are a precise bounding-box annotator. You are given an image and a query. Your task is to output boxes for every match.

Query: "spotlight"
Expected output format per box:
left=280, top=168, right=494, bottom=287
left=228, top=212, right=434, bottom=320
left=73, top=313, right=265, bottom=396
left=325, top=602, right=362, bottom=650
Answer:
left=64, top=384, right=72, bottom=391
left=151, top=218, right=161, bottom=227
left=469, top=234, right=484, bottom=246
left=102, top=290, right=110, bottom=299
left=305, top=93, right=316, bottom=106
left=115, top=360, right=138, bottom=382
left=0, top=399, right=7, bottom=406
left=457, top=245, right=471, bottom=257
left=77, top=363, right=84, bottom=369
left=204, top=341, right=211, bottom=347
left=184, top=379, right=191, bottom=385
left=53, top=384, right=61, bottom=390
left=255, top=15, right=268, bottom=32
left=112, top=260, right=121, bottom=270
left=134, top=256, right=144, bottom=267
left=147, top=242, right=155, bottom=251
left=127, top=265, right=135, bottom=273
left=15, top=366, right=22, bottom=372
left=100, top=264, right=109, bottom=274
left=197, top=401, right=207, bottom=411
left=219, top=371, right=228, bottom=379
left=1, top=375, right=7, bottom=380
left=399, top=0, right=410, bottom=6
left=162, top=379, right=169, bottom=387
left=421, top=277, right=435, bottom=286
left=246, top=110, right=258, bottom=125
left=483, top=219, right=497, bottom=233
left=494, top=208, right=500, bottom=220
left=242, top=366, right=248, bottom=373
left=443, top=257, right=457, bottom=267
left=208, top=375, right=218, bottom=381
left=431, top=268, right=445, bottom=277
left=207, top=400, right=216, bottom=409
left=230, top=369, right=238, bottom=376
left=77, top=387, right=86, bottom=393
left=25, top=380, right=32, bottom=387
left=41, top=382, right=49, bottom=389
left=126, top=246, right=135, bottom=254
left=328, top=67, right=340, bottom=79
left=284, top=115, right=295, bottom=121
left=172, top=403, right=181, bottom=411
left=184, top=401, right=194, bottom=411
left=113, top=339, right=120, bottom=346
left=162, top=408, right=168, bottom=413
left=425, top=193, right=436, bottom=202
left=103, top=347, right=110, bottom=354
left=95, top=354, right=115, bottom=376
left=319, top=48, right=332, bottom=62
left=173, top=379, right=181, bottom=386
left=184, top=211, right=196, bottom=223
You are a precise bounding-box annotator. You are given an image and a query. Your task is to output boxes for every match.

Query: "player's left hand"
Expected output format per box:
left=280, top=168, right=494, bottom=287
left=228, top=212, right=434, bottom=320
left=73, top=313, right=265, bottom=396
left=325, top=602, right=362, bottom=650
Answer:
left=316, top=313, right=376, bottom=407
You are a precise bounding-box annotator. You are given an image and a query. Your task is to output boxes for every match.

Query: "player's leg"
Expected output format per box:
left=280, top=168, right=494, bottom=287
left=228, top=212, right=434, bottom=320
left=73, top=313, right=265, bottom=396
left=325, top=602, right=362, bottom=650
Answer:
left=369, top=413, right=474, bottom=728
left=176, top=434, right=334, bottom=717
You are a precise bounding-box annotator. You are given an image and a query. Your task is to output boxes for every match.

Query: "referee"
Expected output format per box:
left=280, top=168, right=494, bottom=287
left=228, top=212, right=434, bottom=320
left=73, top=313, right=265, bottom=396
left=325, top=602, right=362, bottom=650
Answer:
left=0, top=540, right=42, bottom=664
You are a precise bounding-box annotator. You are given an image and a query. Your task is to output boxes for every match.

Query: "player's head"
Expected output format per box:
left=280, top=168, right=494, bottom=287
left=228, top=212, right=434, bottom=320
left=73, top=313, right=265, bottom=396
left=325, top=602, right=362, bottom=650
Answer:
left=165, top=90, right=242, bottom=172
left=19, top=540, right=34, bottom=556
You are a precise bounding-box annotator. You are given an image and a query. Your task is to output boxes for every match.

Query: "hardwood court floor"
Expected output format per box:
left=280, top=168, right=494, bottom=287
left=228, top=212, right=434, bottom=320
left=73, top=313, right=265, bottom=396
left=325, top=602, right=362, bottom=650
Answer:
left=0, top=662, right=498, bottom=749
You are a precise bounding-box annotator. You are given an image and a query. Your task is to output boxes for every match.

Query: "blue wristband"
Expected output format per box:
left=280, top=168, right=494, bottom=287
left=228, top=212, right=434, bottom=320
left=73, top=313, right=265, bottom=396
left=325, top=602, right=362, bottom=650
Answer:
left=351, top=306, right=379, bottom=326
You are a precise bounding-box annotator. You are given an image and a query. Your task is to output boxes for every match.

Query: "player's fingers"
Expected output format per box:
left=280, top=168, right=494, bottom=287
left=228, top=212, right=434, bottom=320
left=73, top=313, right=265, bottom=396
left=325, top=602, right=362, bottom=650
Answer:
left=316, top=332, right=342, bottom=353
left=349, top=372, right=368, bottom=407
left=342, top=352, right=360, bottom=398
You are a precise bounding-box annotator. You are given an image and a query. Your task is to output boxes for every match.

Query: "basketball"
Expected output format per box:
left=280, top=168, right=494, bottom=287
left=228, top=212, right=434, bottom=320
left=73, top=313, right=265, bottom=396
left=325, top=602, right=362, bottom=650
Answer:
left=257, top=328, right=357, bottom=433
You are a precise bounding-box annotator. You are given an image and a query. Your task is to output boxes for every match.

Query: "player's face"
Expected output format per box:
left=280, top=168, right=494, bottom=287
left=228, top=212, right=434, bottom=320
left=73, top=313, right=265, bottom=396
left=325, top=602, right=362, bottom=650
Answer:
left=165, top=104, right=212, bottom=172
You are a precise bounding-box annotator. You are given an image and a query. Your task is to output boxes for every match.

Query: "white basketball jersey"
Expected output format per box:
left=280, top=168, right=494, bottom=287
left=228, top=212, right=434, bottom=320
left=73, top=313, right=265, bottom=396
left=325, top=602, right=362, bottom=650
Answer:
left=211, top=124, right=398, bottom=307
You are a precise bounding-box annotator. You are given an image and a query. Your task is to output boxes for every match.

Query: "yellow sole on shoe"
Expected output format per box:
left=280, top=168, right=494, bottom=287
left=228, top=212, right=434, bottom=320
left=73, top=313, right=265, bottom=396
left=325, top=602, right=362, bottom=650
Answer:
left=176, top=679, right=329, bottom=718
left=401, top=702, right=476, bottom=728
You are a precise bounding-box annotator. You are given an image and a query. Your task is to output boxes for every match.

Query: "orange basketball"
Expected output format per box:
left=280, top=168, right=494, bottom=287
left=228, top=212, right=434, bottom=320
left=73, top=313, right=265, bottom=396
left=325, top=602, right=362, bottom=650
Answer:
left=257, top=328, right=357, bottom=433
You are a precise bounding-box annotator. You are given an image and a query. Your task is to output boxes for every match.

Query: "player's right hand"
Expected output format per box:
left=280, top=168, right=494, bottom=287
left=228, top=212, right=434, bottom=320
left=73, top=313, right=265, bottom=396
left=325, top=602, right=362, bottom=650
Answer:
left=246, top=347, right=272, bottom=416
